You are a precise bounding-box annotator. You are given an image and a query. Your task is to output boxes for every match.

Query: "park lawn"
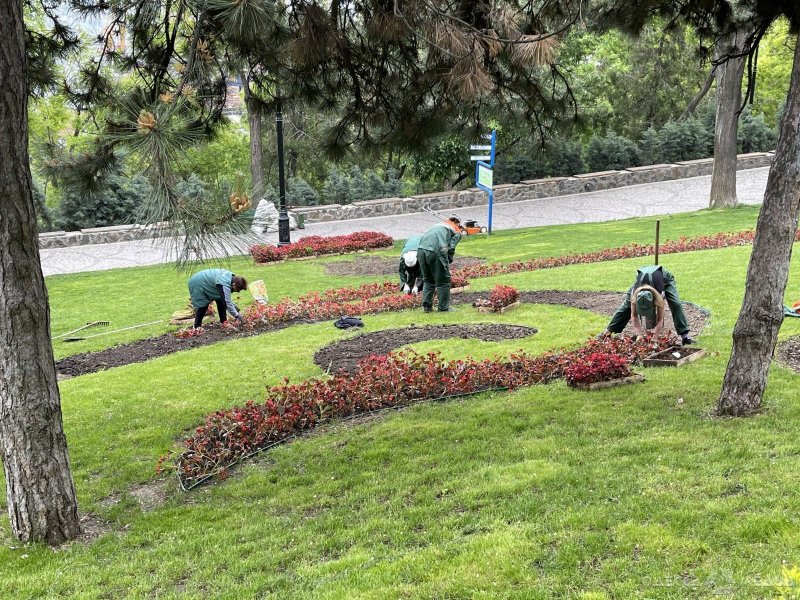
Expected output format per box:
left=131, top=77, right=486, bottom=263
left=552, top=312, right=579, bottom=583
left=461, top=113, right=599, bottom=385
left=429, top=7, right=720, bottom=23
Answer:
left=46, top=205, right=763, bottom=360
left=1, top=223, right=800, bottom=597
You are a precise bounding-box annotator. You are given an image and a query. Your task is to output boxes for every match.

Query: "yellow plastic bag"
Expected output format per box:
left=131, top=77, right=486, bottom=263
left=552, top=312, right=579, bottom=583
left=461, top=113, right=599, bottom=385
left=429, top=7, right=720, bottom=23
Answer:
left=249, top=280, right=268, bottom=305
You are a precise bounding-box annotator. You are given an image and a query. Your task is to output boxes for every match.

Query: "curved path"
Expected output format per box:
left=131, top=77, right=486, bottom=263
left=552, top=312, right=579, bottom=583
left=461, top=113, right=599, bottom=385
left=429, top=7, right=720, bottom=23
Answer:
left=41, top=167, right=769, bottom=276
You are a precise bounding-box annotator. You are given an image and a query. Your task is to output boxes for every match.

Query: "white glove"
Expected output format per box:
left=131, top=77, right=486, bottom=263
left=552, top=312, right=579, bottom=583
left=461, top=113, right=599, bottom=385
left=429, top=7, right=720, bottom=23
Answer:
left=402, top=284, right=410, bottom=293
left=411, top=286, right=419, bottom=295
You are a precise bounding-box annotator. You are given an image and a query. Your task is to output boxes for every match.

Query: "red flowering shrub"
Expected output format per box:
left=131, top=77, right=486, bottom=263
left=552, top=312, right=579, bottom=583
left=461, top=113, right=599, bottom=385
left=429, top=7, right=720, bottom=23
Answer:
left=564, top=352, right=632, bottom=386
left=251, top=231, right=394, bottom=263
left=167, top=332, right=675, bottom=487
left=451, top=275, right=469, bottom=289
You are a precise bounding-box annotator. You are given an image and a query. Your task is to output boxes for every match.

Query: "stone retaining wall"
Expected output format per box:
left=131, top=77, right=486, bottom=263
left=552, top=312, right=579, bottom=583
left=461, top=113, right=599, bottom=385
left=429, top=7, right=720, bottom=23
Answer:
left=38, top=152, right=773, bottom=248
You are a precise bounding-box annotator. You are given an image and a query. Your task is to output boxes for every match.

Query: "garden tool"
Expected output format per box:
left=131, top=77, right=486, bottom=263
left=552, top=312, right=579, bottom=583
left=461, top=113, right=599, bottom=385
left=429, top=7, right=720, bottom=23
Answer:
left=63, top=320, right=165, bottom=342
left=53, top=321, right=110, bottom=340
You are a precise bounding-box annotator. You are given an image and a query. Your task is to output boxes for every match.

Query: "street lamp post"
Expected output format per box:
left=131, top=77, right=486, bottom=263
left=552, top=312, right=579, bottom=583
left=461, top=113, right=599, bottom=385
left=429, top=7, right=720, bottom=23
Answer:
left=275, top=102, right=291, bottom=246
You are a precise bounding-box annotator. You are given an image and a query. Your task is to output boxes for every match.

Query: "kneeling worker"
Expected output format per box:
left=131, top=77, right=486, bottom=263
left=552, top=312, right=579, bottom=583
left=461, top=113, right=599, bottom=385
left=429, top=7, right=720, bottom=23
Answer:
left=418, top=216, right=463, bottom=312
left=188, top=268, right=248, bottom=328
left=399, top=235, right=423, bottom=294
left=605, top=265, right=694, bottom=344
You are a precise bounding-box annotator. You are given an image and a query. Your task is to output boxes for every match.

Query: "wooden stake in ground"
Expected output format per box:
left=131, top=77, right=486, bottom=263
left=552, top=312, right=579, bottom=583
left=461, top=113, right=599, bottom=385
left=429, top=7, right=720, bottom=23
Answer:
left=655, top=219, right=660, bottom=266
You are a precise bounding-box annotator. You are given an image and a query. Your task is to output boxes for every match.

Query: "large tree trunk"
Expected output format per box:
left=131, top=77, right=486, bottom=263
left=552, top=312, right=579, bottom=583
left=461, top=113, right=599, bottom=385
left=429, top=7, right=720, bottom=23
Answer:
left=709, top=30, right=747, bottom=209
left=716, top=36, right=800, bottom=416
left=0, top=0, right=81, bottom=543
left=241, top=72, right=265, bottom=209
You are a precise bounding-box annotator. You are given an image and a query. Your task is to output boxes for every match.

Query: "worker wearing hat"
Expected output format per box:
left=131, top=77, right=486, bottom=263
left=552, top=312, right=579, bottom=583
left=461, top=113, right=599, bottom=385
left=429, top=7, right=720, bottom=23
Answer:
left=605, top=265, right=694, bottom=344
left=188, top=268, right=248, bottom=328
left=399, top=235, right=424, bottom=294
left=417, top=216, right=463, bottom=312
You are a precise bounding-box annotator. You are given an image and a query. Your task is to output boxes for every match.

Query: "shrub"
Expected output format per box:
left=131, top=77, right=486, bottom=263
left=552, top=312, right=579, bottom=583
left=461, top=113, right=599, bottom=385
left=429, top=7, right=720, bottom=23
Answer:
left=288, top=177, right=319, bottom=206
left=495, top=152, right=548, bottom=184
left=58, top=173, right=150, bottom=231
left=251, top=231, right=394, bottom=263
left=473, top=285, right=519, bottom=311
left=738, top=109, right=778, bottom=153
left=584, top=131, right=641, bottom=171
left=548, top=140, right=586, bottom=176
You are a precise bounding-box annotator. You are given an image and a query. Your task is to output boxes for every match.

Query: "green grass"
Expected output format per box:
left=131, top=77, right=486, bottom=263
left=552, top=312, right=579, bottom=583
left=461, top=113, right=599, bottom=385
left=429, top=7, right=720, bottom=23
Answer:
left=47, top=205, right=762, bottom=359
left=3, top=204, right=800, bottom=598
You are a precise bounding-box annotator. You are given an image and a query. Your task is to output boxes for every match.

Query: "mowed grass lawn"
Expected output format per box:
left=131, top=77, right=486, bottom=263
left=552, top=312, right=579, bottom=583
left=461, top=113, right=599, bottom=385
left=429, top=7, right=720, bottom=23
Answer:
left=2, top=206, right=800, bottom=598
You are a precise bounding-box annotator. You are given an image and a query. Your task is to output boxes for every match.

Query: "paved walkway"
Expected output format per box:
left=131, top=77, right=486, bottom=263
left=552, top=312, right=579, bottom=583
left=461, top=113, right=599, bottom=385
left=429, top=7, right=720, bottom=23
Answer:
left=41, top=167, right=770, bottom=276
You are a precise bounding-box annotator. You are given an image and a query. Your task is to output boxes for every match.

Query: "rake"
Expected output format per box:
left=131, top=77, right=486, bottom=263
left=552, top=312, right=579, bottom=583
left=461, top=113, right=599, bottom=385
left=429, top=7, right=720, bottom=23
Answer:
left=62, top=320, right=165, bottom=342
left=52, top=321, right=110, bottom=341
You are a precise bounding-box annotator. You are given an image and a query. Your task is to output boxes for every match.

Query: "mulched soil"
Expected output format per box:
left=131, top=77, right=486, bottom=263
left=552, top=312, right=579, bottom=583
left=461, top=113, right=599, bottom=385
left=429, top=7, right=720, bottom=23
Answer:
left=324, top=255, right=486, bottom=276
left=777, top=336, right=800, bottom=374
left=56, top=290, right=709, bottom=379
left=314, top=324, right=538, bottom=374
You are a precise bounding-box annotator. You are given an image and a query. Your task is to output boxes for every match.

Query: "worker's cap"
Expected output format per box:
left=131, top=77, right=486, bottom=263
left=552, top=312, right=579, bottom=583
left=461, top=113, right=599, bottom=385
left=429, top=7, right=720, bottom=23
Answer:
left=635, top=290, right=656, bottom=319
left=403, top=251, right=418, bottom=268
left=448, top=215, right=461, bottom=225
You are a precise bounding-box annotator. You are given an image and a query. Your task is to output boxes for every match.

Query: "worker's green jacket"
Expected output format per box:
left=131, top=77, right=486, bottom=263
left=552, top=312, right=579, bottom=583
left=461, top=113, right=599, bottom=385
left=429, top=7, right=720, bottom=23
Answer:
left=188, top=269, right=233, bottom=309
left=418, top=223, right=461, bottom=260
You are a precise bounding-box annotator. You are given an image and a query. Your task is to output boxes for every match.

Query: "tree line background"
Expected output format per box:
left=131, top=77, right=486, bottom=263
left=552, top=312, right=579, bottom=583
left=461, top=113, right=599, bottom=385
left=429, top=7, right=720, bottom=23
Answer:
left=29, top=17, right=793, bottom=231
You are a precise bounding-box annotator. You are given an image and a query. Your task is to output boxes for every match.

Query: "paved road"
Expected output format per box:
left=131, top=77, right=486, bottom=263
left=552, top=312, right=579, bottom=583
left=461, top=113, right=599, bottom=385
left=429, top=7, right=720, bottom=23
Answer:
left=41, top=167, right=770, bottom=276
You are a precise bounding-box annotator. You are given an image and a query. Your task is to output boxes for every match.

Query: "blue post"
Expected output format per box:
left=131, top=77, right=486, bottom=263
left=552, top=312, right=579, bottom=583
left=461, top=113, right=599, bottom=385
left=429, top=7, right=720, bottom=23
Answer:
left=487, top=190, right=494, bottom=235
left=488, top=129, right=496, bottom=235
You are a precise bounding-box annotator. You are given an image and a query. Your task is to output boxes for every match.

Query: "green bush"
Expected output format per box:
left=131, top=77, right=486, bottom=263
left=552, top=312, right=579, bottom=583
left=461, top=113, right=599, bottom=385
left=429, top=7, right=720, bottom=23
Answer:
left=495, top=152, right=548, bottom=184
left=57, top=174, right=150, bottom=231
left=584, top=132, right=641, bottom=171
left=547, top=140, right=585, bottom=176
left=738, top=109, right=778, bottom=153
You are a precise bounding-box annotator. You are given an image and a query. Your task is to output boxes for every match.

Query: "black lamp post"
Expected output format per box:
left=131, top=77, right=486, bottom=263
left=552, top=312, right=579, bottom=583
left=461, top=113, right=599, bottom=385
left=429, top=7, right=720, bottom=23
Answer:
left=275, top=101, right=291, bottom=246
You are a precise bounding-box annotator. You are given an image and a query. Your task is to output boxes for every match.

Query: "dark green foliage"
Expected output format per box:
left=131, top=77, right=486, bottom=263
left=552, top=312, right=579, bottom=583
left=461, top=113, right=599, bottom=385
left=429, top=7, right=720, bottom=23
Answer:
left=411, top=137, right=467, bottom=186
left=548, top=140, right=586, bottom=177
left=649, top=119, right=713, bottom=163
left=32, top=183, right=56, bottom=232
left=738, top=109, right=778, bottom=152
left=495, top=152, right=548, bottom=185
left=584, top=132, right=642, bottom=171
left=321, top=167, right=350, bottom=205
left=58, top=174, right=150, bottom=231
left=287, top=178, right=319, bottom=206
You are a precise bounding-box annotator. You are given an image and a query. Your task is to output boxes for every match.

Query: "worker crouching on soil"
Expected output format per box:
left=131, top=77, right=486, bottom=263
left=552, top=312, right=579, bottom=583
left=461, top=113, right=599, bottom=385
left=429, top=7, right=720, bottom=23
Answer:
left=604, top=265, right=694, bottom=345
left=417, top=216, right=463, bottom=312
left=188, top=268, right=248, bottom=329
left=399, top=235, right=423, bottom=295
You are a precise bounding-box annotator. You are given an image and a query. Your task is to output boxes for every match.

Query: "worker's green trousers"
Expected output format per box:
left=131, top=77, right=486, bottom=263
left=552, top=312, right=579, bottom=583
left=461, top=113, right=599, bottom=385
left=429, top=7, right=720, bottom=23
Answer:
left=607, top=278, right=690, bottom=335
left=418, top=248, right=451, bottom=311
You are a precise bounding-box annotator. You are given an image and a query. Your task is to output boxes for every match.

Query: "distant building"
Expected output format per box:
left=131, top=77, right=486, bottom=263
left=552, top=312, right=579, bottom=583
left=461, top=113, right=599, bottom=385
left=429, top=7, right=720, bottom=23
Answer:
left=225, top=76, right=244, bottom=118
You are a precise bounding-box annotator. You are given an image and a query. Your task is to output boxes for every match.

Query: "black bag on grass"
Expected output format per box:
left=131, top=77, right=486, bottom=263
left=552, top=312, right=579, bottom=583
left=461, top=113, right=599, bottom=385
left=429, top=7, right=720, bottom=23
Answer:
left=334, top=316, right=364, bottom=329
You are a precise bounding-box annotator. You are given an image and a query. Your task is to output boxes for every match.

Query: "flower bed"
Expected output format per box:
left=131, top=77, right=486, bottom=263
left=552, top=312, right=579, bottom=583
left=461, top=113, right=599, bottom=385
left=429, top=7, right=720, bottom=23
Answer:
left=166, top=332, right=676, bottom=488
left=473, top=285, right=520, bottom=312
left=251, top=231, right=394, bottom=263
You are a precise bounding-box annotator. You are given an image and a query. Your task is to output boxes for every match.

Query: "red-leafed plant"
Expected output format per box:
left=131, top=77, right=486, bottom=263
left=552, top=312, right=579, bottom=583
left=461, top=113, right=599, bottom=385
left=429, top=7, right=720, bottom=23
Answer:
left=251, top=231, right=394, bottom=263
left=165, top=332, right=675, bottom=488
left=175, top=327, right=205, bottom=339
left=473, top=285, right=519, bottom=311
left=564, top=352, right=633, bottom=386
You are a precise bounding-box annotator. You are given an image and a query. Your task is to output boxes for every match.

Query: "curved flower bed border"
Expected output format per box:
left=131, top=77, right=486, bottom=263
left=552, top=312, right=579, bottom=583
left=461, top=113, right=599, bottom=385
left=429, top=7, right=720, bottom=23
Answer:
left=251, top=231, right=394, bottom=263
left=166, top=332, right=676, bottom=489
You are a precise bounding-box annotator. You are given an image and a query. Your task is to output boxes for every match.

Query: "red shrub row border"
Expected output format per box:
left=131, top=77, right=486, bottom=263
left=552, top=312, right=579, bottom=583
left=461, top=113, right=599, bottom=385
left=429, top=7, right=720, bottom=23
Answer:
left=250, top=231, right=394, bottom=263
left=167, top=332, right=676, bottom=488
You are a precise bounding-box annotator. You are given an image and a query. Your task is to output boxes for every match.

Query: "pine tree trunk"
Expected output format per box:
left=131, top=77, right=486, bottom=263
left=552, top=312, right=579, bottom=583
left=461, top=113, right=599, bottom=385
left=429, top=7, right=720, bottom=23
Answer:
left=717, top=36, right=800, bottom=416
left=0, top=0, right=81, bottom=544
left=709, top=30, right=746, bottom=209
left=242, top=72, right=265, bottom=209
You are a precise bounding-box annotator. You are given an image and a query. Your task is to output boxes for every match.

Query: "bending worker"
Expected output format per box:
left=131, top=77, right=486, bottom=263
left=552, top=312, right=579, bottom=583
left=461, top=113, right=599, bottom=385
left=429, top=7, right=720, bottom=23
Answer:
left=188, top=268, right=248, bottom=329
left=417, top=216, right=463, bottom=312
left=604, top=265, right=694, bottom=345
left=399, top=235, right=423, bottom=294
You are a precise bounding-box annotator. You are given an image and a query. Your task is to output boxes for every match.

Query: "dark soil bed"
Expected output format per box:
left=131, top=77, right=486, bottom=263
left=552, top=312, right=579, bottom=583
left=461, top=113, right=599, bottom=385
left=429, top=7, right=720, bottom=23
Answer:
left=777, top=336, right=800, bottom=374
left=56, top=289, right=709, bottom=379
left=314, top=324, right=538, bottom=374
left=324, top=255, right=486, bottom=276
left=56, top=320, right=307, bottom=379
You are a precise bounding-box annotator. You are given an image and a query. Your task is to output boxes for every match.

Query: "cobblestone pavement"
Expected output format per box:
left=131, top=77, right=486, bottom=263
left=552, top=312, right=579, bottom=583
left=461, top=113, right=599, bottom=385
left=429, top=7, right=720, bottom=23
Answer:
left=41, top=167, right=770, bottom=276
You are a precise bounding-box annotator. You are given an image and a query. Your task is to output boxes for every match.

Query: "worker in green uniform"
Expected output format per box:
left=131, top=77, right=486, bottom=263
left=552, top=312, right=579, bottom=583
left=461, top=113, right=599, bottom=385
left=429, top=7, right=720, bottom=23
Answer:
left=604, top=265, right=694, bottom=344
left=399, top=235, right=423, bottom=294
left=188, top=268, right=248, bottom=328
left=417, top=216, right=463, bottom=312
